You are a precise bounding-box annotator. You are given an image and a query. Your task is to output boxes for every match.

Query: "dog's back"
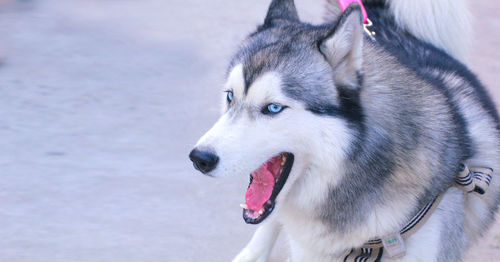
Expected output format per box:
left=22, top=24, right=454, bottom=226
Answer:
left=327, top=0, right=500, bottom=250
left=325, top=0, right=472, bottom=62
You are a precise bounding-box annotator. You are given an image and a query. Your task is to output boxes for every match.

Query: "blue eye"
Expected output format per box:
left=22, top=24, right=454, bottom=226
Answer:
left=268, top=104, right=282, bottom=113
left=263, top=103, right=285, bottom=115
left=226, top=91, right=233, bottom=103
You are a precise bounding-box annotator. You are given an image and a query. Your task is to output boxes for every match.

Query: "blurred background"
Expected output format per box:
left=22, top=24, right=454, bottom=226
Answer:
left=1, top=0, right=499, bottom=261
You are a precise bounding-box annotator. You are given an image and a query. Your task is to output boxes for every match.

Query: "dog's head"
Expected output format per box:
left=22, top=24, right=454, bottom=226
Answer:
left=189, top=0, right=365, bottom=224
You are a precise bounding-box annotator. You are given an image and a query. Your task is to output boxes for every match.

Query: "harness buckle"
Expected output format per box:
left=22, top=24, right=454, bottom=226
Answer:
left=381, top=233, right=406, bottom=258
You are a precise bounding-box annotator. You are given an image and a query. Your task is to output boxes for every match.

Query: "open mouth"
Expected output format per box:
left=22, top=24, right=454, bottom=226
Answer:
left=241, top=152, right=294, bottom=224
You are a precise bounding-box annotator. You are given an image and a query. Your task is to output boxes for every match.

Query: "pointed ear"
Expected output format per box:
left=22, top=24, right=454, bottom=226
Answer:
left=264, top=0, right=299, bottom=25
left=319, top=4, right=364, bottom=87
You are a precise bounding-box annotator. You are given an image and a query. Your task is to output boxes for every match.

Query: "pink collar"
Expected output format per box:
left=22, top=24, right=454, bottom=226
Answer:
left=337, top=0, right=368, bottom=24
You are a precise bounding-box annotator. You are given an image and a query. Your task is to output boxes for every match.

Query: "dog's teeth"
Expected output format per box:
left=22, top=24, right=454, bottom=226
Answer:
left=258, top=209, right=264, bottom=215
left=240, top=203, right=248, bottom=209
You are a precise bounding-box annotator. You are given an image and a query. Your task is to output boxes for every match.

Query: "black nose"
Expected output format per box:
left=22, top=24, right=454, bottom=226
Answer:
left=189, top=148, right=219, bottom=174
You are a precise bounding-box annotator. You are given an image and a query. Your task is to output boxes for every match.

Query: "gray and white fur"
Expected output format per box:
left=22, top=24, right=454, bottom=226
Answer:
left=190, top=0, right=500, bottom=261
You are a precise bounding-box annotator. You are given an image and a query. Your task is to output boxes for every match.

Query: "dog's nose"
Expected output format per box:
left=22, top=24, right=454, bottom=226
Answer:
left=189, top=148, right=219, bottom=174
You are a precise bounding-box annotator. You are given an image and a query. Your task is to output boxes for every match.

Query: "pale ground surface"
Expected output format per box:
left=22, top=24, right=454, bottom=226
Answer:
left=0, top=0, right=499, bottom=261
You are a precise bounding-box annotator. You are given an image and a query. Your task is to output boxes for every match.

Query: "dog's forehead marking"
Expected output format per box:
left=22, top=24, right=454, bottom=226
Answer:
left=246, top=71, right=283, bottom=103
left=225, top=64, right=245, bottom=98
left=226, top=64, right=285, bottom=104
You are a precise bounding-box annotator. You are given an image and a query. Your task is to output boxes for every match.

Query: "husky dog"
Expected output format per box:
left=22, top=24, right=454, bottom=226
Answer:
left=189, top=0, right=500, bottom=261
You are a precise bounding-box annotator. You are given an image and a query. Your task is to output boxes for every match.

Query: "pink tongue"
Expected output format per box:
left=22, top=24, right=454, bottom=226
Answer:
left=245, top=155, right=282, bottom=213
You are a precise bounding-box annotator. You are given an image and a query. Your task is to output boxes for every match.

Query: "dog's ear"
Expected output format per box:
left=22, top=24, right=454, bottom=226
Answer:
left=319, top=4, right=364, bottom=87
left=264, top=0, right=299, bottom=25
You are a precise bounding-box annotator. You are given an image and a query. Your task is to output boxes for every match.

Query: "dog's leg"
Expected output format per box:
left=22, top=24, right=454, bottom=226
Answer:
left=232, top=220, right=281, bottom=262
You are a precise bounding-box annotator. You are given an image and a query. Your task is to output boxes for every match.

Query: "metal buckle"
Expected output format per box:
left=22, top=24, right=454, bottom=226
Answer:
left=363, top=18, right=376, bottom=40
